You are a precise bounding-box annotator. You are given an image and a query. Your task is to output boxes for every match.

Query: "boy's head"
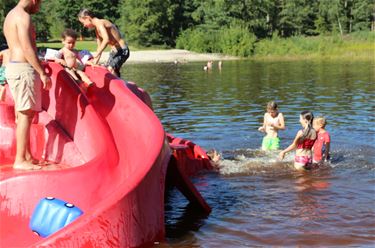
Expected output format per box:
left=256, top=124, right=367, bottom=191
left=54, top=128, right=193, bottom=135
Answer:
left=313, top=116, right=327, bottom=131
left=61, top=29, right=78, bottom=50
left=266, top=101, right=278, bottom=117
left=78, top=9, right=95, bottom=28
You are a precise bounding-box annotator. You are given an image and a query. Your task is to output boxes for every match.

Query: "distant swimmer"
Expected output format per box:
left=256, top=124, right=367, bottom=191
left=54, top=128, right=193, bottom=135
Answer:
left=279, top=111, right=317, bottom=170
left=258, top=101, right=285, bottom=151
left=218, top=60, right=222, bottom=70
left=207, top=60, right=213, bottom=70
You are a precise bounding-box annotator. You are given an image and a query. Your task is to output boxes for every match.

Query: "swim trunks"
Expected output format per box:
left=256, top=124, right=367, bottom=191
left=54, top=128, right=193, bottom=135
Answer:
left=0, top=67, right=6, bottom=85
left=107, top=45, right=130, bottom=71
left=5, top=63, right=41, bottom=112
left=262, top=136, right=280, bottom=150
left=295, top=155, right=313, bottom=169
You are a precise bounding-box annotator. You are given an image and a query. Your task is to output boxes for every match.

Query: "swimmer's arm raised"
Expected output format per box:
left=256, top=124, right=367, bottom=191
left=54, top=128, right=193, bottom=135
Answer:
left=258, top=113, right=267, bottom=132
left=94, top=24, right=109, bottom=64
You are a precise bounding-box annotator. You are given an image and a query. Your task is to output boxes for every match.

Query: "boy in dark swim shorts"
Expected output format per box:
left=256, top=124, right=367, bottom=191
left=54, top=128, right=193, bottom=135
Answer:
left=107, top=45, right=130, bottom=77
left=78, top=9, right=130, bottom=78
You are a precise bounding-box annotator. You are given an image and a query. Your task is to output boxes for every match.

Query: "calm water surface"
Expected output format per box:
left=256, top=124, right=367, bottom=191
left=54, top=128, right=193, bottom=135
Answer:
left=122, top=60, right=375, bottom=247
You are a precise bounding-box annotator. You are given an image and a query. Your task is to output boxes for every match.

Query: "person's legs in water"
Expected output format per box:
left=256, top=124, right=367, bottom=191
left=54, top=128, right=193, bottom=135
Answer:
left=294, top=155, right=312, bottom=170
left=269, top=137, right=280, bottom=150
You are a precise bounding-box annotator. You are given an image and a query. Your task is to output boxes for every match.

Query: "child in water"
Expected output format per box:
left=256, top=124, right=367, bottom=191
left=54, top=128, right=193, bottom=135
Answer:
left=313, top=116, right=331, bottom=164
left=279, top=111, right=317, bottom=170
left=0, top=47, right=10, bottom=101
left=258, top=101, right=285, bottom=150
left=206, top=149, right=221, bottom=167
left=54, top=29, right=94, bottom=89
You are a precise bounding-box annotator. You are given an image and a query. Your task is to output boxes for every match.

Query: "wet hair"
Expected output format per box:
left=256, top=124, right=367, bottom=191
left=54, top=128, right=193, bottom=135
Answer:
left=78, top=9, right=94, bottom=18
left=61, top=29, right=78, bottom=40
left=314, top=116, right=327, bottom=128
left=300, top=110, right=314, bottom=141
left=266, top=101, right=278, bottom=111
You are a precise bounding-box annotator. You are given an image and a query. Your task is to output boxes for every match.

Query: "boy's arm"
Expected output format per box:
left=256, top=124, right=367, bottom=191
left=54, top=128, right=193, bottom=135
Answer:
left=53, top=51, right=66, bottom=66
left=279, top=130, right=302, bottom=159
left=274, top=113, right=285, bottom=130
left=93, top=24, right=109, bottom=64
left=323, top=142, right=330, bottom=161
left=258, top=113, right=267, bottom=132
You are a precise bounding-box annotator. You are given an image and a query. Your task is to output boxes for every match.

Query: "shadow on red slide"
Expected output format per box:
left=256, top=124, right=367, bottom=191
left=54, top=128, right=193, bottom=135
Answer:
left=0, top=63, right=212, bottom=247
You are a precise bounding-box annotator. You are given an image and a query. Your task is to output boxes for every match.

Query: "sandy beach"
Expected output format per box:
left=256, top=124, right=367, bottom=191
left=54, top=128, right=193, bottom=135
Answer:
left=100, top=49, right=239, bottom=64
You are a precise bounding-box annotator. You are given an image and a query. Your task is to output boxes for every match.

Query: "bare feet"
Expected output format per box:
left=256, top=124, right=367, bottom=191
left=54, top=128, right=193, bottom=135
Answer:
left=13, top=160, right=42, bottom=170
left=25, top=154, right=39, bottom=164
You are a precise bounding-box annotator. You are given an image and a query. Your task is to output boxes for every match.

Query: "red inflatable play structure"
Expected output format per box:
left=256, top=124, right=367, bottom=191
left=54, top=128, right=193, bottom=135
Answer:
left=0, top=63, right=212, bottom=247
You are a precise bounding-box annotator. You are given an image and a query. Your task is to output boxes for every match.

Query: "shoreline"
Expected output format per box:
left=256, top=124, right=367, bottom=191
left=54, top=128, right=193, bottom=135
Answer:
left=97, top=49, right=374, bottom=64
left=98, top=49, right=240, bottom=64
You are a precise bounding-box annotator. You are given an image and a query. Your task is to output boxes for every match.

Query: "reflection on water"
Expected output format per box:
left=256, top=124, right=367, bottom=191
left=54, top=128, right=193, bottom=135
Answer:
left=122, top=60, right=375, bottom=247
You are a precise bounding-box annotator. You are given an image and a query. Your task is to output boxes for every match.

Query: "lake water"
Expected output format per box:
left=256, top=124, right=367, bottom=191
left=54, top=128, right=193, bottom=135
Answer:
left=122, top=60, right=375, bottom=247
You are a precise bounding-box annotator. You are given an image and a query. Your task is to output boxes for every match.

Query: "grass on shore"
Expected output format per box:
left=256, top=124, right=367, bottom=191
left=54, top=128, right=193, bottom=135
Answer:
left=37, top=40, right=99, bottom=51
left=252, top=32, right=375, bottom=61
left=37, top=32, right=374, bottom=61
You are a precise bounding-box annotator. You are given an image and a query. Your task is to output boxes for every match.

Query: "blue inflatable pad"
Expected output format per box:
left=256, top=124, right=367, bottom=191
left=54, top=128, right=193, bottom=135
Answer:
left=30, top=197, right=83, bottom=237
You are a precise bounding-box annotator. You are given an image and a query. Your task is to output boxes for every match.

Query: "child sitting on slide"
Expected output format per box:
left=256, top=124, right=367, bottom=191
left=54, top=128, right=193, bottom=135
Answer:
left=53, top=29, right=94, bottom=89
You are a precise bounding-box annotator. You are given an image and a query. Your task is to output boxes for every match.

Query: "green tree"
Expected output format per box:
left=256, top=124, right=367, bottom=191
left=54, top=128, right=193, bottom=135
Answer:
left=351, top=0, right=374, bottom=31
left=119, top=0, right=188, bottom=46
left=278, top=0, right=318, bottom=36
left=32, top=5, right=50, bottom=42
left=0, top=0, right=17, bottom=44
left=315, top=0, right=346, bottom=35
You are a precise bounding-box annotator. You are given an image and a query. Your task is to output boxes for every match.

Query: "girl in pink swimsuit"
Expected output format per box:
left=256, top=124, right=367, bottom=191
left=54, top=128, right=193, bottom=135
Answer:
left=279, top=111, right=317, bottom=170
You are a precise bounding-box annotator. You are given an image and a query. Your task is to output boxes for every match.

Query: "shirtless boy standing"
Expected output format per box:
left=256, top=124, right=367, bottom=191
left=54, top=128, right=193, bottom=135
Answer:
left=78, top=9, right=130, bottom=77
left=3, top=0, right=52, bottom=170
left=258, top=101, right=285, bottom=151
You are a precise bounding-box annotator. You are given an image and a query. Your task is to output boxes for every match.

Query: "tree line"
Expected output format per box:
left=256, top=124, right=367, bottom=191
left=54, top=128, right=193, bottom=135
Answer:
left=1, top=0, right=374, bottom=56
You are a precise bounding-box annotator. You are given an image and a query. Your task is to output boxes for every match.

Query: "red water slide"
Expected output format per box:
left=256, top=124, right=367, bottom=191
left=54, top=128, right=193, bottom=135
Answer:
left=0, top=62, right=211, bottom=247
